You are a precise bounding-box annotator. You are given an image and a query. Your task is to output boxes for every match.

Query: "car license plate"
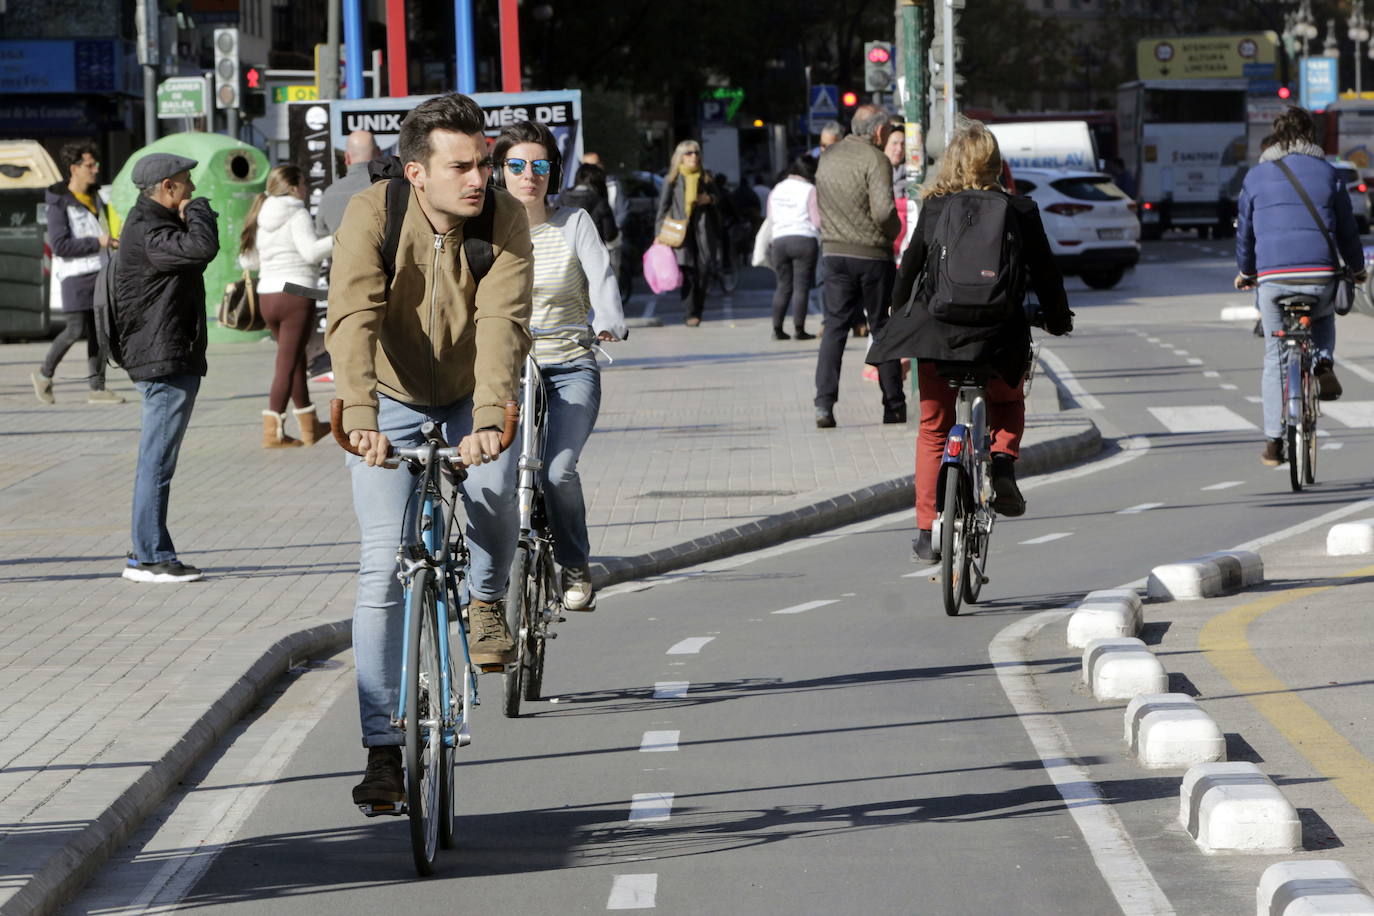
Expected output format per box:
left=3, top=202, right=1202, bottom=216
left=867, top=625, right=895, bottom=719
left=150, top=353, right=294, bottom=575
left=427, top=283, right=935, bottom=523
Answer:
left=1097, top=228, right=1124, bottom=240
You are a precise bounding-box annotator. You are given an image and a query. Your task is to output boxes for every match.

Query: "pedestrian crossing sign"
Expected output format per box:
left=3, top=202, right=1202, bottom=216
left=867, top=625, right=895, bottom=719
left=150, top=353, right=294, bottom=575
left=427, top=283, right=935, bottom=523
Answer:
left=810, top=84, right=839, bottom=118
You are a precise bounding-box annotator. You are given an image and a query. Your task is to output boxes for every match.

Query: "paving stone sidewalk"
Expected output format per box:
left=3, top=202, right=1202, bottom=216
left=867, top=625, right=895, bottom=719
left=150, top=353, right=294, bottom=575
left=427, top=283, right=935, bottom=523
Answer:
left=0, top=311, right=1097, bottom=915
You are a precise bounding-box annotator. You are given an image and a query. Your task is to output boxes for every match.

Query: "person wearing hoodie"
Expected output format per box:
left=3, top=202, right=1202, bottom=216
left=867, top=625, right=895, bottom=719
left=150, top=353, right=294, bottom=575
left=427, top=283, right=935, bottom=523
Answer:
left=1235, top=106, right=1367, bottom=467
left=32, top=141, right=123, bottom=405
left=239, top=165, right=334, bottom=447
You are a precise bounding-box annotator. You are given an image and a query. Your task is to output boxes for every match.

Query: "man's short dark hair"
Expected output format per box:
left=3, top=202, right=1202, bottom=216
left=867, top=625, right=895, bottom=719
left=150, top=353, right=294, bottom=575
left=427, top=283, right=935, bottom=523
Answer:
left=59, top=140, right=99, bottom=177
left=397, top=93, right=487, bottom=169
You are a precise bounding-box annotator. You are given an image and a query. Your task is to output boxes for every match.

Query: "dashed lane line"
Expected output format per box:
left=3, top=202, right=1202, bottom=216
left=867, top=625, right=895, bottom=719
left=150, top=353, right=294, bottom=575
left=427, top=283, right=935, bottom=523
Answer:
left=666, top=637, right=714, bottom=655
left=903, top=565, right=940, bottom=579
left=652, top=681, right=689, bottom=699
left=628, top=793, right=674, bottom=822
left=607, top=874, right=658, bottom=909
left=1020, top=532, right=1073, bottom=545
left=1203, top=370, right=1220, bottom=378
left=1220, top=383, right=1238, bottom=390
left=640, top=730, right=680, bottom=753
left=1117, top=503, right=1163, bottom=514
left=1201, top=480, right=1244, bottom=490
left=772, top=599, right=839, bottom=615
left=1323, top=442, right=1344, bottom=450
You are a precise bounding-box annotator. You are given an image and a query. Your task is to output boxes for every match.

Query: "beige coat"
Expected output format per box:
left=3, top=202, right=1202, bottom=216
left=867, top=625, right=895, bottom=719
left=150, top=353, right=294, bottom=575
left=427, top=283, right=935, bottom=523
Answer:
left=326, top=181, right=533, bottom=434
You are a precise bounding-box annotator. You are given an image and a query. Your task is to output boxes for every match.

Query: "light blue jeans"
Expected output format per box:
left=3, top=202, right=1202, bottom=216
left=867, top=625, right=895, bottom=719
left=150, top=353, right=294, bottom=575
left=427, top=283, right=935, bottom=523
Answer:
left=131, top=374, right=201, bottom=564
left=351, top=394, right=517, bottom=747
left=541, top=358, right=602, bottom=569
left=1258, top=281, right=1336, bottom=440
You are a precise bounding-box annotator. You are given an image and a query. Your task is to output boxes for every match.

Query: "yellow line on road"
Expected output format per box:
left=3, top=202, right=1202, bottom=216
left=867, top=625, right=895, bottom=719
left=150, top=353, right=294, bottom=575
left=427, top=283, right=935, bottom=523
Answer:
left=1198, top=565, right=1374, bottom=824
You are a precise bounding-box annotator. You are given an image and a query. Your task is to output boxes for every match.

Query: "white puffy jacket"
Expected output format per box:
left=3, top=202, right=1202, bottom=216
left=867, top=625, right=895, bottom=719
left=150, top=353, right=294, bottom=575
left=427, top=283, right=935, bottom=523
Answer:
left=243, top=194, right=332, bottom=294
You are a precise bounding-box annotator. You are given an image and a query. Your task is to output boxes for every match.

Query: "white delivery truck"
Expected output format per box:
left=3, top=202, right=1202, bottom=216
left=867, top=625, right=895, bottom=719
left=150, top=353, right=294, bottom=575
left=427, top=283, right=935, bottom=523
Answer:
left=1118, top=78, right=1248, bottom=239
left=987, top=120, right=1098, bottom=171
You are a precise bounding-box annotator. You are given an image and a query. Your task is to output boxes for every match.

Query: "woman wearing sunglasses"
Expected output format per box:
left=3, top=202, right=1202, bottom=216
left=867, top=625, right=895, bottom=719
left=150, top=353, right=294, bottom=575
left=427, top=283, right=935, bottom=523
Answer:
left=492, top=121, right=627, bottom=611
left=655, top=139, right=727, bottom=326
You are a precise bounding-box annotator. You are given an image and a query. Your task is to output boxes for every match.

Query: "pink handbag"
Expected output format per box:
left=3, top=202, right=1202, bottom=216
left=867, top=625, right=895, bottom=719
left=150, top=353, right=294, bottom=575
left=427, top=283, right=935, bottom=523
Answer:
left=642, top=242, right=682, bottom=294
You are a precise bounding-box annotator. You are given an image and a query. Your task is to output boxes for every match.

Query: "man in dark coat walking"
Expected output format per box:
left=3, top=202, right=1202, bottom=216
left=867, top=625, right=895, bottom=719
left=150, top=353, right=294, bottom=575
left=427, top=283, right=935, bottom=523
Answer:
left=115, top=152, right=220, bottom=583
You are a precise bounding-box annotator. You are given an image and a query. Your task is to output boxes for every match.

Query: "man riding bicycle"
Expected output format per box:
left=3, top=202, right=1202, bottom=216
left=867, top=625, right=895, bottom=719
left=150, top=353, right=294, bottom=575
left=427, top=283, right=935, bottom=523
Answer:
left=326, top=93, right=533, bottom=809
left=1235, top=106, right=1366, bottom=466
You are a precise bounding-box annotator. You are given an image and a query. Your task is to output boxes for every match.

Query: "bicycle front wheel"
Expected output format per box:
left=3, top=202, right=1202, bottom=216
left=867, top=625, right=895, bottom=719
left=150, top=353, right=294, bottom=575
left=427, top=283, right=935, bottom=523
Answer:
left=940, top=472, right=966, bottom=617
left=405, top=567, right=443, bottom=876
left=1288, top=424, right=1304, bottom=492
left=501, top=545, right=532, bottom=718
left=524, top=549, right=554, bottom=701
left=1304, top=368, right=1319, bottom=485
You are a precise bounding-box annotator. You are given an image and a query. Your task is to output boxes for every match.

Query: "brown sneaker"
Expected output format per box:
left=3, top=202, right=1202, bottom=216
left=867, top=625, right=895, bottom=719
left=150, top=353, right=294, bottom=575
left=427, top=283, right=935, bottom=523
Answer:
left=467, top=597, right=515, bottom=666
left=1261, top=437, right=1285, bottom=467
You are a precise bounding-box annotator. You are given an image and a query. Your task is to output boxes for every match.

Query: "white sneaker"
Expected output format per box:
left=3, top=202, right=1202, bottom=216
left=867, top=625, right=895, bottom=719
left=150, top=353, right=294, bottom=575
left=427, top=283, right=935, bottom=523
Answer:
left=561, top=566, right=595, bottom=611
left=122, top=558, right=203, bottom=583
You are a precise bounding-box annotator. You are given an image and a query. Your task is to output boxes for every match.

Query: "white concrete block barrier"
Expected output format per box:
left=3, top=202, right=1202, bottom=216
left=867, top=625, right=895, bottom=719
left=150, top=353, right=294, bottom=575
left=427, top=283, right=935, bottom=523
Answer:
left=1327, top=519, right=1374, bottom=556
left=1179, top=761, right=1301, bottom=853
left=1257, top=861, right=1374, bottom=915
left=1067, top=589, right=1144, bottom=648
left=1123, top=693, right=1226, bottom=768
left=1082, top=637, right=1168, bottom=701
left=1222, top=304, right=1261, bottom=322
left=1147, top=550, right=1264, bottom=601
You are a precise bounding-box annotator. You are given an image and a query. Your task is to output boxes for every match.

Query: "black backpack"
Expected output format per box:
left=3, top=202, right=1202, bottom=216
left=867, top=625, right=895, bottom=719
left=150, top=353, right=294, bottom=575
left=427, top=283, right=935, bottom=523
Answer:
left=364, top=156, right=496, bottom=286
left=924, top=190, right=1024, bottom=327
left=92, top=248, right=123, bottom=368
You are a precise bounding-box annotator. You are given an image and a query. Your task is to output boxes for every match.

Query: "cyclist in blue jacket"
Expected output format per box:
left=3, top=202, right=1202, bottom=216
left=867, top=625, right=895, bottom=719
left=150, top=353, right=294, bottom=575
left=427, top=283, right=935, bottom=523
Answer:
left=1235, top=106, right=1366, bottom=466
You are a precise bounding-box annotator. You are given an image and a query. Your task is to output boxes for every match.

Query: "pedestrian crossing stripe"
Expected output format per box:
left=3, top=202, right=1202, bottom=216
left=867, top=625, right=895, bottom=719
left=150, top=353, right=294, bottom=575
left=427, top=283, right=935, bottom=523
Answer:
left=1318, top=401, right=1374, bottom=428
left=1148, top=405, right=1257, bottom=433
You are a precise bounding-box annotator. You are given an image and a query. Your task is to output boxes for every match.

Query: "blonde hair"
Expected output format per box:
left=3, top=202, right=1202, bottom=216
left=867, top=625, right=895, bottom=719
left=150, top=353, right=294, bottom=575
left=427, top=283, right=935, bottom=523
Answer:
left=921, top=118, right=1004, bottom=200
left=239, top=164, right=304, bottom=258
left=666, top=139, right=703, bottom=184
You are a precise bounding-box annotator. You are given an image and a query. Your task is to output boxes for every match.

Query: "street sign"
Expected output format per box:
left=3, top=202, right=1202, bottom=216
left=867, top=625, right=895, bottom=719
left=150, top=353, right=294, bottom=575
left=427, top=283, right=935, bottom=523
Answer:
left=156, top=76, right=210, bottom=118
left=809, top=83, right=839, bottom=133
left=1302, top=57, right=1338, bottom=111
left=1136, top=32, right=1277, bottom=80
left=273, top=84, right=319, bottom=103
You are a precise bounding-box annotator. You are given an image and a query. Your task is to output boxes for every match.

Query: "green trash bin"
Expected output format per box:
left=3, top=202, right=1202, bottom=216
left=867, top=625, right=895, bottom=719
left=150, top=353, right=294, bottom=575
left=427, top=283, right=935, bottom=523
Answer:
left=0, top=140, right=63, bottom=339
left=109, top=133, right=269, bottom=342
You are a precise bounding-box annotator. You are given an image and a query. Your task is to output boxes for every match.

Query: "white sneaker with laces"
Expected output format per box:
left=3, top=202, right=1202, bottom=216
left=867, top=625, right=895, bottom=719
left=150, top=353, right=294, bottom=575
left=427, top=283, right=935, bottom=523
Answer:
left=561, top=566, right=595, bottom=612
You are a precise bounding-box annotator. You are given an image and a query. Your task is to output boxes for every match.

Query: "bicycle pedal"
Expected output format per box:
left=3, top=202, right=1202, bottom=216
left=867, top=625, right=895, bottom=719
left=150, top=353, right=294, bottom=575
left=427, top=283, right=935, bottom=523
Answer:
left=479, top=663, right=505, bottom=674
left=547, top=632, right=558, bottom=639
left=358, top=802, right=407, bottom=817
left=554, top=615, right=567, bottom=623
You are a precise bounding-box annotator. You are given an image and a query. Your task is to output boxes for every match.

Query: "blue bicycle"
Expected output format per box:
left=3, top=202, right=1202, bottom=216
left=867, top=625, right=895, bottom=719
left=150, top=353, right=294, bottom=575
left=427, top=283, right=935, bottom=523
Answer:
left=331, top=398, right=518, bottom=876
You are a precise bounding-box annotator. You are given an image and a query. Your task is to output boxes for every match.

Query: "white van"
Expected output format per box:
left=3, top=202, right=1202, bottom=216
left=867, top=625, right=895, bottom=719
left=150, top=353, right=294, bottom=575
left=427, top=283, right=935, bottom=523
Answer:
left=987, top=121, right=1099, bottom=171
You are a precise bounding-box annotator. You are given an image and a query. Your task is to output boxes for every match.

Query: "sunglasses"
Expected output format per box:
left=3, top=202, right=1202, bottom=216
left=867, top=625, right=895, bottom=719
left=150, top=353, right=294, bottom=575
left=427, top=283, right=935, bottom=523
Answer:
left=505, top=158, right=552, bottom=177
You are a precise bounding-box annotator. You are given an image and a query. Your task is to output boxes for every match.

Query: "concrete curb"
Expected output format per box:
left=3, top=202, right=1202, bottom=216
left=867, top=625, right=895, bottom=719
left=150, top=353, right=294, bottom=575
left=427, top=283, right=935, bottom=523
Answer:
left=1124, top=693, right=1225, bottom=769
left=1067, top=588, right=1143, bottom=648
left=1257, top=861, right=1374, bottom=914
left=1082, top=637, right=1168, bottom=701
left=590, top=418, right=1101, bottom=589
left=1146, top=549, right=1264, bottom=600
left=1179, top=761, right=1300, bottom=854
left=1327, top=519, right=1374, bottom=556
left=3, top=619, right=351, bottom=916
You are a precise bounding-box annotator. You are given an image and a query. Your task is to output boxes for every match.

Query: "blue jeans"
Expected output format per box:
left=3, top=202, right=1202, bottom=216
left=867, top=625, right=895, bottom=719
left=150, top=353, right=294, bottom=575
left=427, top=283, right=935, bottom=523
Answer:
left=1258, top=281, right=1336, bottom=440
left=131, top=374, right=201, bottom=563
left=351, top=394, right=518, bottom=747
left=541, top=359, right=602, bottom=569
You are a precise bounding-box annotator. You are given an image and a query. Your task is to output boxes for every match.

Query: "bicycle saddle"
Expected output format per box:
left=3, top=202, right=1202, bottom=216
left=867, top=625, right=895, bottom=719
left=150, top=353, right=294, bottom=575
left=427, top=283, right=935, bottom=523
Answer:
left=935, top=362, right=997, bottom=387
left=1275, top=294, right=1319, bottom=311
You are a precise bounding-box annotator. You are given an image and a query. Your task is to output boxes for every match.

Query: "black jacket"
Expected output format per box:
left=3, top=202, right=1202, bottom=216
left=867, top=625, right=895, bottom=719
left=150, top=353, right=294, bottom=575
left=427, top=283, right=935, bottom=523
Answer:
left=867, top=192, right=1069, bottom=383
left=45, top=181, right=109, bottom=313
left=655, top=172, right=724, bottom=270
left=115, top=195, right=220, bottom=381
left=560, top=184, right=618, bottom=244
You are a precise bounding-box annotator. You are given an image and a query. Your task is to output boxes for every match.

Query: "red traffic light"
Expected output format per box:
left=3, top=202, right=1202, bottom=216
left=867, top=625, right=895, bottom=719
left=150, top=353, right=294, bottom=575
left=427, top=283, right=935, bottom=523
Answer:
left=841, top=91, right=859, bottom=107
left=1278, top=85, right=1291, bottom=99
left=246, top=67, right=261, bottom=89
left=867, top=46, right=891, bottom=64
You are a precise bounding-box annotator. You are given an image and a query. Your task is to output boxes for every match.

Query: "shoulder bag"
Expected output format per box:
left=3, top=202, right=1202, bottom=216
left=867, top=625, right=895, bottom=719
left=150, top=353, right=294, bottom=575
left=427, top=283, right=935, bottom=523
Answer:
left=1274, top=159, right=1359, bottom=316
left=218, top=269, right=265, bottom=331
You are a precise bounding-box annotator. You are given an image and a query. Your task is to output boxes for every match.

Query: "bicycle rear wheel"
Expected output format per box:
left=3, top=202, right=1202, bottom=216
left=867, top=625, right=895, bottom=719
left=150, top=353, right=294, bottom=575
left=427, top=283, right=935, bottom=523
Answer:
left=501, top=545, right=532, bottom=718
left=1288, top=423, right=1304, bottom=492
left=940, top=473, right=967, bottom=617
left=1304, top=369, right=1319, bottom=485
left=523, top=548, right=553, bottom=701
left=963, top=513, right=987, bottom=605
left=405, top=567, right=443, bottom=876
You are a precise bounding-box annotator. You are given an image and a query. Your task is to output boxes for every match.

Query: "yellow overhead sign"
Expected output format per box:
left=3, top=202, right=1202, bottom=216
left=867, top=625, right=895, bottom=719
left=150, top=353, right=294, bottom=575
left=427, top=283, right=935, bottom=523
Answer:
left=273, top=85, right=320, bottom=103
left=1137, top=33, right=1278, bottom=80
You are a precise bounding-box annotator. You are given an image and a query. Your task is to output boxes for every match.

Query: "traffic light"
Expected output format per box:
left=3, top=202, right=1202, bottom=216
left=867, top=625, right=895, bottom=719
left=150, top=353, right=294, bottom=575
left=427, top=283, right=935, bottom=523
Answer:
left=213, top=27, right=240, bottom=110
left=1278, top=85, right=1292, bottom=99
left=864, top=41, right=895, bottom=93
left=841, top=90, right=859, bottom=108
left=243, top=67, right=266, bottom=118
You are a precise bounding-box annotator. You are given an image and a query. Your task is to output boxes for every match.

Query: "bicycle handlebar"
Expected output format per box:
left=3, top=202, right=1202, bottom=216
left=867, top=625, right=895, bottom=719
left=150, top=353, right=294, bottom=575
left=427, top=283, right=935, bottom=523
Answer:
left=328, top=398, right=520, bottom=469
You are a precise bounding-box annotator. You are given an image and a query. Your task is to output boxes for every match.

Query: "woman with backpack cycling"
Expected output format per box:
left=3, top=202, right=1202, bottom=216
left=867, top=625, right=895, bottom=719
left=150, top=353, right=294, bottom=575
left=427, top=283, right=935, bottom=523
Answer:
left=493, top=120, right=627, bottom=611
left=867, top=119, right=1073, bottom=563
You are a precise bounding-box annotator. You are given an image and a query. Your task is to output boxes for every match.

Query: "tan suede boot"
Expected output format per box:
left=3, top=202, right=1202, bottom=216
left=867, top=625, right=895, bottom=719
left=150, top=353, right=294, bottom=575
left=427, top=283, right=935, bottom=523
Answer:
left=262, top=410, right=303, bottom=448
left=293, top=405, right=331, bottom=445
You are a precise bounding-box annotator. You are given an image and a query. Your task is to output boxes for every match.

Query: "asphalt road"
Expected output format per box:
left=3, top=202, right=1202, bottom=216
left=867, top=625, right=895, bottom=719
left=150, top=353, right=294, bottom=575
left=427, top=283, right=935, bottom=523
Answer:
left=67, top=240, right=1374, bottom=915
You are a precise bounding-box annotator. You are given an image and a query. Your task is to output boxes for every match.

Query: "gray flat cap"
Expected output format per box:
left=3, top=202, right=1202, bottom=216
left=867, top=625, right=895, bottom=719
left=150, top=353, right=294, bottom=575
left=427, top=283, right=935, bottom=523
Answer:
left=132, top=153, right=198, bottom=189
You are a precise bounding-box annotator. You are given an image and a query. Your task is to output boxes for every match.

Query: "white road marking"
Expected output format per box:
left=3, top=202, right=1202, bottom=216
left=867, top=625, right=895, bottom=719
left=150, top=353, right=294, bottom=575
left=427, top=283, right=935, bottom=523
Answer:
left=1186, top=358, right=1203, bottom=365
left=1246, top=395, right=1263, bottom=403
left=1147, top=405, right=1256, bottom=432
left=1117, top=503, right=1163, bottom=514
left=1172, top=349, right=1189, bottom=356
left=772, top=599, right=839, bottom=615
left=640, top=730, right=680, bottom=753
left=1336, top=354, right=1374, bottom=386
left=1319, top=400, right=1374, bottom=427
left=1235, top=495, right=1374, bottom=552
left=1323, top=442, right=1344, bottom=450
left=607, top=874, right=658, bottom=909
left=902, top=564, right=940, bottom=578
left=1220, top=305, right=1260, bottom=321
left=629, top=793, right=674, bottom=822
left=1220, top=384, right=1238, bottom=390
left=1145, top=336, right=1160, bottom=343
left=991, top=612, right=1176, bottom=915
left=653, top=681, right=689, bottom=699
left=1203, top=370, right=1220, bottom=378
left=1317, top=428, right=1330, bottom=437
left=1038, top=347, right=1104, bottom=410
left=1201, top=480, right=1244, bottom=490
left=666, top=637, right=714, bottom=655
left=1020, top=532, right=1073, bottom=545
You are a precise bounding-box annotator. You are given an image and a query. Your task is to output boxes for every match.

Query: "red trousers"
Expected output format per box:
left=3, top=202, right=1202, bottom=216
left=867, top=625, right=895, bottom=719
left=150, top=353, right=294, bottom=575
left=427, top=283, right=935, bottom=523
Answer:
left=915, top=362, right=1025, bottom=529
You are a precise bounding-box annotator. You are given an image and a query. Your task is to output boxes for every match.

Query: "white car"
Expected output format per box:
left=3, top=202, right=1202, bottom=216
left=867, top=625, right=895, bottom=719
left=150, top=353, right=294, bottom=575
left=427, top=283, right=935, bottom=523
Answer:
left=1012, top=166, right=1141, bottom=289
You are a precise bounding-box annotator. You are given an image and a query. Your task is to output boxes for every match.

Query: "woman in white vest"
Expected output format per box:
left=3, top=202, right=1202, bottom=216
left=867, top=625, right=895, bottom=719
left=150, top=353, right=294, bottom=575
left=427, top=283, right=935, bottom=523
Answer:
left=767, top=155, right=821, bottom=340
left=32, top=142, right=121, bottom=405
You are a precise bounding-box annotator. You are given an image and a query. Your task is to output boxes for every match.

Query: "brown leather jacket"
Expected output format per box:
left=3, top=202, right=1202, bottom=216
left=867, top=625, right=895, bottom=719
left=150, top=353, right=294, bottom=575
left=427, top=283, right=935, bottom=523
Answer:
left=326, top=181, right=533, bottom=434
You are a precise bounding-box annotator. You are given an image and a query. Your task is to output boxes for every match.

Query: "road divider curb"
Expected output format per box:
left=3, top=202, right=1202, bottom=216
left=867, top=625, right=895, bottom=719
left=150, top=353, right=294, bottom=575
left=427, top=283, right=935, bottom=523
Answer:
left=1179, top=761, right=1300, bottom=853
left=1146, top=550, right=1264, bottom=600
left=1257, top=861, right=1374, bottom=915
left=1083, top=637, right=1167, bottom=700
left=1326, top=519, right=1374, bottom=556
left=1067, top=588, right=1143, bottom=647
left=1124, top=693, right=1225, bottom=769
left=1221, top=305, right=1261, bottom=322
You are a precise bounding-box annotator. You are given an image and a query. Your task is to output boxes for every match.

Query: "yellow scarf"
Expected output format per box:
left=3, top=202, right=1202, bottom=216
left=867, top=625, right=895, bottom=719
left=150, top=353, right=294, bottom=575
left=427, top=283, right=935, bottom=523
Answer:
left=680, top=162, right=701, bottom=224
